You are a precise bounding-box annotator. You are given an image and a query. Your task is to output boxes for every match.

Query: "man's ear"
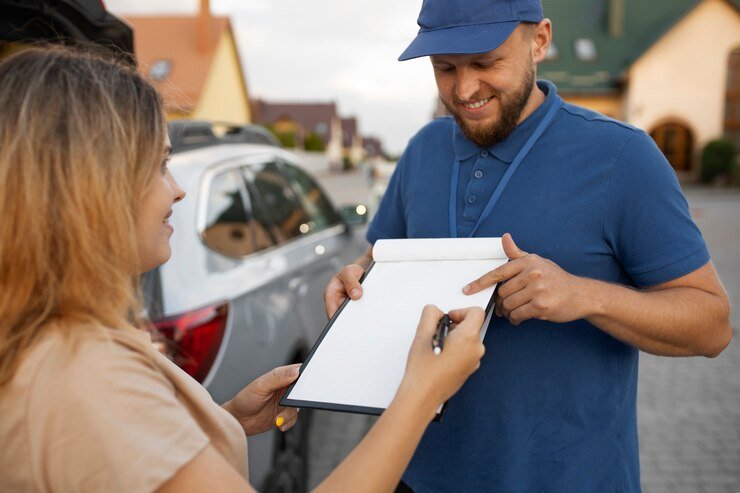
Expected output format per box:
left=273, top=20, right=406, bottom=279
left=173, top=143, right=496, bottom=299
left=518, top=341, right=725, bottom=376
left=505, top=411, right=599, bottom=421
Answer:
left=532, top=19, right=552, bottom=63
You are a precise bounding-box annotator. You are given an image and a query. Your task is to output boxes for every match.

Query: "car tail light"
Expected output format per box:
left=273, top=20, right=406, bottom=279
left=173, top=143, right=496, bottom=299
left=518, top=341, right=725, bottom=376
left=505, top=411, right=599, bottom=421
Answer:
left=153, top=302, right=229, bottom=383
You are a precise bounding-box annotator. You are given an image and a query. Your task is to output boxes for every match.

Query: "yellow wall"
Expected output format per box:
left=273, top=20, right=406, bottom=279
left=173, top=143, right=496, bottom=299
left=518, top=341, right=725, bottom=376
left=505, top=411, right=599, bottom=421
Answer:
left=195, top=30, right=251, bottom=124
left=626, top=0, right=740, bottom=153
left=273, top=120, right=301, bottom=135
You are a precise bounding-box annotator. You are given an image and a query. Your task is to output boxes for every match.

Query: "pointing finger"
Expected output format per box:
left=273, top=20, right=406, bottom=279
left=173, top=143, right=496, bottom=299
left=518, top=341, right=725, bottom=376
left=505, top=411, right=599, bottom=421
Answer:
left=463, top=260, right=523, bottom=295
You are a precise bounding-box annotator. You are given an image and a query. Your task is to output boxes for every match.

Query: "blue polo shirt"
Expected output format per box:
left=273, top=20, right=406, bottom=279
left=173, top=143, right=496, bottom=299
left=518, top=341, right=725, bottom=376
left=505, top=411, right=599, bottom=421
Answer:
left=367, top=81, right=709, bottom=492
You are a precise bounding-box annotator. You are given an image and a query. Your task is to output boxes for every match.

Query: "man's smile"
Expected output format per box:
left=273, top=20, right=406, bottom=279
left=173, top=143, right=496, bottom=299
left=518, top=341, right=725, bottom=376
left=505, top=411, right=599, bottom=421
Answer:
left=460, top=96, right=494, bottom=111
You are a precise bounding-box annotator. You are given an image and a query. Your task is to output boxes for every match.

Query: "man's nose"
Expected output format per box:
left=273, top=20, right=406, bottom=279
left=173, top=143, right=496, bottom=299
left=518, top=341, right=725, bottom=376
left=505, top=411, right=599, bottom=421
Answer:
left=455, top=67, right=481, bottom=102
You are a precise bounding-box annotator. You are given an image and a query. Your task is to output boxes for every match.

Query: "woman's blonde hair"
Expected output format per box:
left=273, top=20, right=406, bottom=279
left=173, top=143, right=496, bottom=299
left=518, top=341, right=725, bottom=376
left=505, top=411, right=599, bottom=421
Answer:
left=0, top=46, right=167, bottom=386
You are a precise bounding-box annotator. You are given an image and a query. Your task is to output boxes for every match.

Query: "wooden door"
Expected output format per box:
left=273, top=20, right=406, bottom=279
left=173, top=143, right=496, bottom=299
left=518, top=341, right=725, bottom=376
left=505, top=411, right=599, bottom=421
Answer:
left=650, top=123, right=693, bottom=172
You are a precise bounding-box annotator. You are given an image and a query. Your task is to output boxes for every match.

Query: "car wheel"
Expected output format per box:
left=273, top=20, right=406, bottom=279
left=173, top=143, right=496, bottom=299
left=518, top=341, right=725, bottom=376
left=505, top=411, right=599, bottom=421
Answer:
left=262, top=408, right=312, bottom=493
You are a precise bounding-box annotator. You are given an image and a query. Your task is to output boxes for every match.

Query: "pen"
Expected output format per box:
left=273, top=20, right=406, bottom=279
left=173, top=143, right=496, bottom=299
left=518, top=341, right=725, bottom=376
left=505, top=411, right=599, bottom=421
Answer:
left=432, top=314, right=452, bottom=355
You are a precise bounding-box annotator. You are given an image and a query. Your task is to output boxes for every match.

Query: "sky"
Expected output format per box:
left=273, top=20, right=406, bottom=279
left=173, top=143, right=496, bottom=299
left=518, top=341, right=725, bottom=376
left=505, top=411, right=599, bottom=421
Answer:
left=105, top=0, right=439, bottom=156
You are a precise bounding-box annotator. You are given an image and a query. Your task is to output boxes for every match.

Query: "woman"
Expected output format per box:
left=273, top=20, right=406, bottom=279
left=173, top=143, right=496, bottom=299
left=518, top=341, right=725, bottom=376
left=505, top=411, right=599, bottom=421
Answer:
left=0, top=46, right=486, bottom=492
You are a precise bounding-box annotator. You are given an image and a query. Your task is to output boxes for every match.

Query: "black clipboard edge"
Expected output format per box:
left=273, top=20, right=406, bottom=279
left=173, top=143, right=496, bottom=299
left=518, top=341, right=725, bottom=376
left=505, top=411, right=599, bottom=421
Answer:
left=280, top=261, right=376, bottom=409
left=280, top=398, right=385, bottom=417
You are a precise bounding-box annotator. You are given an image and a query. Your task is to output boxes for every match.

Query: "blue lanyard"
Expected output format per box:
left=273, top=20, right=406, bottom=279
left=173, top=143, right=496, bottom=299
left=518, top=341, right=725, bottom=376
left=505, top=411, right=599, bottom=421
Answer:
left=449, top=99, right=562, bottom=238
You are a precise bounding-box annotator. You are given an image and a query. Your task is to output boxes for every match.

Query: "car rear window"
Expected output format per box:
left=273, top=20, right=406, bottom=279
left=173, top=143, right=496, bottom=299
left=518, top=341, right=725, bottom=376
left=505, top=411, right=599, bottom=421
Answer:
left=201, top=170, right=274, bottom=257
left=281, top=161, right=342, bottom=232
left=249, top=161, right=312, bottom=243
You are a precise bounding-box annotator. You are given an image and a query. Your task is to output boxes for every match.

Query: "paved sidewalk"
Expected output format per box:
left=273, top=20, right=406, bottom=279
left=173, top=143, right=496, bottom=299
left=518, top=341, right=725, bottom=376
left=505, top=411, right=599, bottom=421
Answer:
left=309, top=176, right=740, bottom=491
left=638, top=187, right=740, bottom=493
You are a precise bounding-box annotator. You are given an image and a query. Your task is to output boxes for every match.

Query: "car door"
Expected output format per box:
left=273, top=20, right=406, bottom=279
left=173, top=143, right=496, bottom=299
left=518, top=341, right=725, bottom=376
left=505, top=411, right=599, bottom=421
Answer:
left=197, top=167, right=292, bottom=403
left=243, top=158, right=351, bottom=345
left=275, top=159, right=362, bottom=338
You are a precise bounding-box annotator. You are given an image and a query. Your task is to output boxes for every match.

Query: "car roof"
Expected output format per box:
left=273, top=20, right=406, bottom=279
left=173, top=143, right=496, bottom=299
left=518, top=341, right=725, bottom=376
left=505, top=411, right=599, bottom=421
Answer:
left=169, top=142, right=297, bottom=176
left=169, top=120, right=282, bottom=154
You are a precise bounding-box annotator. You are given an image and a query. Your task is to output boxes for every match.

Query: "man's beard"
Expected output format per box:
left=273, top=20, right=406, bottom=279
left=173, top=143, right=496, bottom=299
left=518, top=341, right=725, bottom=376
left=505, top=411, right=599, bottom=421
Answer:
left=443, top=59, right=535, bottom=148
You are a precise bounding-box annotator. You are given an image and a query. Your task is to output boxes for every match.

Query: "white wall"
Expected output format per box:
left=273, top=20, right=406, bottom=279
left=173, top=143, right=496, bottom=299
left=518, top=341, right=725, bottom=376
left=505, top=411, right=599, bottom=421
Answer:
left=626, top=0, right=740, bottom=151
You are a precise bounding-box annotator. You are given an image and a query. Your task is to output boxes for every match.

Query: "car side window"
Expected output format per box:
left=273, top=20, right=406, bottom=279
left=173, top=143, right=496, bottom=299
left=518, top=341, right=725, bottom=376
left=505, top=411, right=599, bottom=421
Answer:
left=248, top=161, right=311, bottom=243
left=201, top=170, right=274, bottom=257
left=280, top=160, right=342, bottom=232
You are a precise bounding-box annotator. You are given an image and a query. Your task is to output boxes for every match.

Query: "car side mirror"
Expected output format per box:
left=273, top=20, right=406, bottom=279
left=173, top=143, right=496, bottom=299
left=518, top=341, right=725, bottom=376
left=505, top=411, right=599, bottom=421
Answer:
left=339, top=204, right=369, bottom=226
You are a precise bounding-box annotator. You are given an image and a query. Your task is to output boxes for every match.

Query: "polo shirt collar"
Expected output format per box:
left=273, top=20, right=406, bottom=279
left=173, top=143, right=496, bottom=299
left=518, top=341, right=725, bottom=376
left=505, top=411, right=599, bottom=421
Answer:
left=453, top=80, right=559, bottom=164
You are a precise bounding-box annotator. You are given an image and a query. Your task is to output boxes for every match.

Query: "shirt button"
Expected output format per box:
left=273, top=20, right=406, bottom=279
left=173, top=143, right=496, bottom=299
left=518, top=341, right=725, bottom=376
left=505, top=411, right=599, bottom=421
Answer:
left=474, top=170, right=484, bottom=179
left=467, top=195, right=477, bottom=204
left=480, top=150, right=489, bottom=158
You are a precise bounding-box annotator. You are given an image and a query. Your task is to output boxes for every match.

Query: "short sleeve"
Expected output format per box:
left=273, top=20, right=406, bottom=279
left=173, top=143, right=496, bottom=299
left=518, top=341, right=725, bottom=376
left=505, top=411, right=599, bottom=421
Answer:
left=366, top=150, right=408, bottom=244
left=28, top=339, right=209, bottom=493
left=603, top=130, right=709, bottom=287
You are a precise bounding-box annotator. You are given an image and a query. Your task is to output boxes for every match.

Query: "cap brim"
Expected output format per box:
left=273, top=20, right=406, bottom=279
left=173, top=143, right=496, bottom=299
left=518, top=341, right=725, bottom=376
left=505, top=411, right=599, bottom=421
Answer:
left=398, top=21, right=520, bottom=61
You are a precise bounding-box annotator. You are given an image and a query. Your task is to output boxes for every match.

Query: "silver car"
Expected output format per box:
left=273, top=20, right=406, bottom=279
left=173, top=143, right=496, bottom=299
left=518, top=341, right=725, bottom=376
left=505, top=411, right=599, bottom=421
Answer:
left=142, top=122, right=368, bottom=492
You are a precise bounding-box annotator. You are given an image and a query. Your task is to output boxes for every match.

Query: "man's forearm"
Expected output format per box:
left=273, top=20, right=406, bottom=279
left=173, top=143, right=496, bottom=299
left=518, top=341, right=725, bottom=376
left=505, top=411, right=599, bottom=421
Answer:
left=580, top=275, right=732, bottom=357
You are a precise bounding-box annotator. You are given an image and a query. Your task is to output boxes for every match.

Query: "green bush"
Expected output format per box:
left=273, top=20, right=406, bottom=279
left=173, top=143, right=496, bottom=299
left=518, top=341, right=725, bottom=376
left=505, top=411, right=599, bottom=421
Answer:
left=700, top=139, right=736, bottom=183
left=303, top=132, right=325, bottom=152
left=275, top=131, right=296, bottom=148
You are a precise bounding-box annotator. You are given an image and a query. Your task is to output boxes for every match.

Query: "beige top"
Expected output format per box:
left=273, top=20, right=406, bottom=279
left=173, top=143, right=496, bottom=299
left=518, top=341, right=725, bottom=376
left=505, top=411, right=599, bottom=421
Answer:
left=0, top=326, right=248, bottom=492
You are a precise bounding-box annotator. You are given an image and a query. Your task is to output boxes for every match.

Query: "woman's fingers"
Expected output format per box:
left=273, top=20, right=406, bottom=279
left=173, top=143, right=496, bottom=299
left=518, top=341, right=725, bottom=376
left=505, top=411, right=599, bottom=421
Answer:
left=257, top=364, right=300, bottom=394
left=447, top=306, right=485, bottom=331
left=414, top=304, right=446, bottom=340
left=274, top=406, right=298, bottom=432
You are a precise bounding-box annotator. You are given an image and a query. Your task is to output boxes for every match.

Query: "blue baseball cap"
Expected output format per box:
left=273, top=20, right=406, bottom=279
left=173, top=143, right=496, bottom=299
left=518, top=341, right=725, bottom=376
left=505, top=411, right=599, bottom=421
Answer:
left=399, top=0, right=544, bottom=61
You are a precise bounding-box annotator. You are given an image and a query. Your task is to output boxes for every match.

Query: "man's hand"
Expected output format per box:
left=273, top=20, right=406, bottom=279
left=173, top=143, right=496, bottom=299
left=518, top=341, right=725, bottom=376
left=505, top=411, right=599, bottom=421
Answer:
left=463, top=233, right=588, bottom=325
left=324, top=264, right=365, bottom=319
left=223, top=364, right=300, bottom=436
left=323, top=246, right=374, bottom=319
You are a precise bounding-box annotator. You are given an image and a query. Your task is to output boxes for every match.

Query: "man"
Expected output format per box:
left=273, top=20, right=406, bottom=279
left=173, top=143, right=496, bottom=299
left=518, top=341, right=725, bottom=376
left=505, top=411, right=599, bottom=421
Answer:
left=324, top=0, right=732, bottom=491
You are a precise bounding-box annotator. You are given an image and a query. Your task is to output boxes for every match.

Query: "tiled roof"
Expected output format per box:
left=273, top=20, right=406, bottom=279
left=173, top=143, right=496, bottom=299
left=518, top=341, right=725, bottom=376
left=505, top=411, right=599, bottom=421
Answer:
left=126, top=15, right=231, bottom=112
left=252, top=100, right=338, bottom=140
left=539, top=0, right=717, bottom=94
left=362, top=136, right=384, bottom=158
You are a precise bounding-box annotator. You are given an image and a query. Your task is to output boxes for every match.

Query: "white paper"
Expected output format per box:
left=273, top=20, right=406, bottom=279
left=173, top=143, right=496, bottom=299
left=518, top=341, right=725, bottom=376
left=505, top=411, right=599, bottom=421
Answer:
left=286, top=238, right=506, bottom=411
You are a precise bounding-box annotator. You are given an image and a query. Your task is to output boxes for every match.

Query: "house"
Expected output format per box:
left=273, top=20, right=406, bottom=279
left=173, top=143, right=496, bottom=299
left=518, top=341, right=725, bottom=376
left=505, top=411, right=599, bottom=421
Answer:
left=126, top=0, right=251, bottom=124
left=539, top=0, right=740, bottom=176
left=251, top=100, right=344, bottom=166
left=362, top=137, right=385, bottom=159
left=341, top=117, right=365, bottom=166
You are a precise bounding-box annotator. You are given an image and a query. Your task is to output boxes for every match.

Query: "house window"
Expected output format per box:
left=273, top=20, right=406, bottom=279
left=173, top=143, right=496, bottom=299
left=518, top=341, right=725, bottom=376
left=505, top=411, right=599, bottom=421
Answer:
left=574, top=38, right=597, bottom=61
left=650, top=123, right=694, bottom=173
left=724, top=48, right=740, bottom=151
left=149, top=59, right=172, bottom=81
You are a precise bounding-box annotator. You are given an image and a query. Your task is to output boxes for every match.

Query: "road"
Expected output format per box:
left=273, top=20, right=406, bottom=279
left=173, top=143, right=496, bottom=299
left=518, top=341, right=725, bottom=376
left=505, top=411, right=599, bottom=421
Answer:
left=310, top=171, right=740, bottom=492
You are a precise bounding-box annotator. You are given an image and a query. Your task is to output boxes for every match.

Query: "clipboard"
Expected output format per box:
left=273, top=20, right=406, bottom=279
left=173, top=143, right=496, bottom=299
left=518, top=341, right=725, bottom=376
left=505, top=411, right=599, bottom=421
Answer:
left=280, top=237, right=505, bottom=417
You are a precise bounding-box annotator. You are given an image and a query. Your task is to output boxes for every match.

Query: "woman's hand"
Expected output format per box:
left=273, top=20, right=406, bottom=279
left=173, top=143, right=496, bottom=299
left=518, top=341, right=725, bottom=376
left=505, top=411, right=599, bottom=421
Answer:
left=398, top=305, right=486, bottom=414
left=223, top=364, right=301, bottom=436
